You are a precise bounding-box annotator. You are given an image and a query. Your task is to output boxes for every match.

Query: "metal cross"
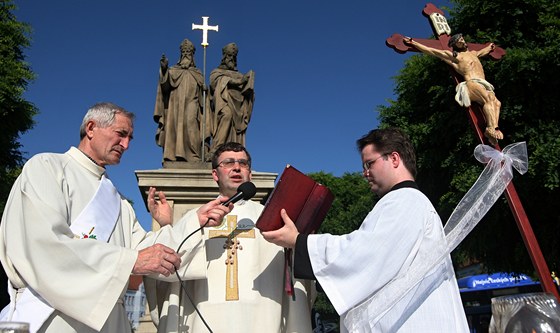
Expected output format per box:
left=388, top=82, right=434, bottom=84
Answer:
left=192, top=16, right=219, bottom=47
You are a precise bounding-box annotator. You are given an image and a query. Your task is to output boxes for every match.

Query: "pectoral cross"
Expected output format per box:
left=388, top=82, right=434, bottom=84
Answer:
left=386, top=3, right=559, bottom=301
left=209, top=215, right=255, bottom=301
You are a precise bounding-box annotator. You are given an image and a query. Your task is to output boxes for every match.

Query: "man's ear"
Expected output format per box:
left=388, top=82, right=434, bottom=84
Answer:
left=211, top=168, right=219, bottom=182
left=84, top=120, right=96, bottom=139
left=389, top=151, right=400, bottom=168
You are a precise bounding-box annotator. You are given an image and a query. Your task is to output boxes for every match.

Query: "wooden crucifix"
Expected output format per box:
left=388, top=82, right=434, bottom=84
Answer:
left=208, top=215, right=255, bottom=301
left=386, top=3, right=559, bottom=300
left=387, top=3, right=505, bottom=146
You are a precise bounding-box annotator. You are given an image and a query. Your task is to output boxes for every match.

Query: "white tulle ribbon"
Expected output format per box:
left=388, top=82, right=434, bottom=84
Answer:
left=343, top=142, right=528, bottom=332
left=444, top=141, right=527, bottom=250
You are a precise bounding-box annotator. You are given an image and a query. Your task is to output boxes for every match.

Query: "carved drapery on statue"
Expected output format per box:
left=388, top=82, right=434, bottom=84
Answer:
left=154, top=41, right=255, bottom=164
left=154, top=39, right=209, bottom=162
left=208, top=68, right=255, bottom=158
left=208, top=43, right=255, bottom=160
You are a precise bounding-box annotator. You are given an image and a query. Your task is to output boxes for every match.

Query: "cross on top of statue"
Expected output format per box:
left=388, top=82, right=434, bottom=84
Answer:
left=192, top=16, right=219, bottom=47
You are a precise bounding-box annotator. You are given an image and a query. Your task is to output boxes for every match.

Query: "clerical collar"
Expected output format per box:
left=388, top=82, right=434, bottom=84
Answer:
left=78, top=149, right=104, bottom=168
left=390, top=180, right=419, bottom=192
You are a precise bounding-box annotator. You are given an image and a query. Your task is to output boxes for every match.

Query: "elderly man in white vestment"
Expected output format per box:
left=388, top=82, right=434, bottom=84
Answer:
left=263, top=128, right=470, bottom=333
left=145, top=142, right=314, bottom=333
left=0, top=102, right=232, bottom=333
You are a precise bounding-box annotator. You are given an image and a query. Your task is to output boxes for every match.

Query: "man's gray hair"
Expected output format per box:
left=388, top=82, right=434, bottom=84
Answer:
left=79, top=102, right=135, bottom=139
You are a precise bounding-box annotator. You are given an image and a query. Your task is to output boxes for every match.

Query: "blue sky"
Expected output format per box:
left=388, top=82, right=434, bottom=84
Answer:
left=13, top=0, right=451, bottom=229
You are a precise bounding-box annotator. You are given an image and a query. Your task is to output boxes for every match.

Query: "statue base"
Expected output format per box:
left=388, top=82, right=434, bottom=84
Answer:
left=161, top=161, right=212, bottom=169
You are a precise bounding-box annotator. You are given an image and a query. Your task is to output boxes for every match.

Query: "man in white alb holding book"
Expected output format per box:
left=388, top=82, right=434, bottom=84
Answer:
left=263, top=128, right=469, bottom=332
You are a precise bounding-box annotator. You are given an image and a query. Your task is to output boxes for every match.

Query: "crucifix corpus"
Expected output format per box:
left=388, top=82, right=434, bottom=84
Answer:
left=386, top=3, right=559, bottom=300
left=387, top=3, right=505, bottom=146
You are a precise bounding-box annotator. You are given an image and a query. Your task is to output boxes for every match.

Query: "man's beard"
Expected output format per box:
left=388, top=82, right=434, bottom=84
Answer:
left=225, top=59, right=237, bottom=70
left=179, top=57, right=193, bottom=68
left=455, top=44, right=468, bottom=51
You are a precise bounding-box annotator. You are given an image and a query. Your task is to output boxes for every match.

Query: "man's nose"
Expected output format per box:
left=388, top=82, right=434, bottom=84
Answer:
left=120, top=137, right=131, bottom=150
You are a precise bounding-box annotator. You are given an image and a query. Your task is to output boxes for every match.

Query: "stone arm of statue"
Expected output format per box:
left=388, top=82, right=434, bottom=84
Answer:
left=226, top=75, right=248, bottom=88
left=476, top=42, right=496, bottom=58
left=403, top=36, right=456, bottom=65
left=160, top=54, right=169, bottom=75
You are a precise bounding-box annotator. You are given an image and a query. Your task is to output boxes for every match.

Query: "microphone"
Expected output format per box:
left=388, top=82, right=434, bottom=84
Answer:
left=222, top=182, right=257, bottom=206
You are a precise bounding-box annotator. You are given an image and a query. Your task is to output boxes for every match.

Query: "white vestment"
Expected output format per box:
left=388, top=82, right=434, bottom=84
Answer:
left=145, top=200, right=314, bottom=333
left=0, top=147, right=204, bottom=333
left=307, top=187, right=469, bottom=333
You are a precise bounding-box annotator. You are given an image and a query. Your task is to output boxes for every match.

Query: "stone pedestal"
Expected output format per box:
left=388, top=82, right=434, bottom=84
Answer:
left=135, top=164, right=278, bottom=230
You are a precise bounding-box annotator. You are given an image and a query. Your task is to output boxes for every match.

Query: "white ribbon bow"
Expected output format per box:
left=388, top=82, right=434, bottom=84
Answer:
left=445, top=142, right=528, bottom=251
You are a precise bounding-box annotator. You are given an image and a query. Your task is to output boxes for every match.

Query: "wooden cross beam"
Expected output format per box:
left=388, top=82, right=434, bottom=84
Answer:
left=386, top=4, right=505, bottom=60
left=386, top=2, right=559, bottom=301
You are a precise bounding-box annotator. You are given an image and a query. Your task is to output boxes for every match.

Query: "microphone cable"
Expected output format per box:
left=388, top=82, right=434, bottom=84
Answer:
left=169, top=182, right=256, bottom=333
left=174, top=217, right=214, bottom=333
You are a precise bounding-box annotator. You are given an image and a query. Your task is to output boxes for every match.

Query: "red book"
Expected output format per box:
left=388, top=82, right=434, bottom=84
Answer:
left=256, top=165, right=334, bottom=233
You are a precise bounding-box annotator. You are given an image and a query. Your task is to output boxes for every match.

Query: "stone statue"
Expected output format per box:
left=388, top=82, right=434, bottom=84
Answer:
left=153, top=38, right=206, bottom=162
left=404, top=33, right=503, bottom=145
left=208, top=43, right=255, bottom=159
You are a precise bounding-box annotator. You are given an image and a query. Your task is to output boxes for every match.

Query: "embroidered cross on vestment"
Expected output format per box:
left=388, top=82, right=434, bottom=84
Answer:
left=209, top=215, right=255, bottom=301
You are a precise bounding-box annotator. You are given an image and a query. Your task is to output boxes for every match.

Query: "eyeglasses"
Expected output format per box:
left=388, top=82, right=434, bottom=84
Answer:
left=218, top=158, right=250, bottom=169
left=362, top=153, right=388, bottom=171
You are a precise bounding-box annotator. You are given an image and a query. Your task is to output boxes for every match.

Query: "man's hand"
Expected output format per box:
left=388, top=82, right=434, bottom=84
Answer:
left=261, top=209, right=299, bottom=249
left=133, top=243, right=181, bottom=277
left=196, top=197, right=233, bottom=227
left=148, top=187, right=172, bottom=227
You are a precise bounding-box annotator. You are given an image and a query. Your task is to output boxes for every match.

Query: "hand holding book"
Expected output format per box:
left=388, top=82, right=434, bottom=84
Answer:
left=258, top=165, right=334, bottom=295
left=256, top=165, right=334, bottom=234
left=260, top=208, right=300, bottom=249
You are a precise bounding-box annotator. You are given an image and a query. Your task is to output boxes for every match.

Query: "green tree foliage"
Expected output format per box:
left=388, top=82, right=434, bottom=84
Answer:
left=308, top=171, right=376, bottom=324
left=0, top=0, right=37, bottom=211
left=378, top=0, right=560, bottom=275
